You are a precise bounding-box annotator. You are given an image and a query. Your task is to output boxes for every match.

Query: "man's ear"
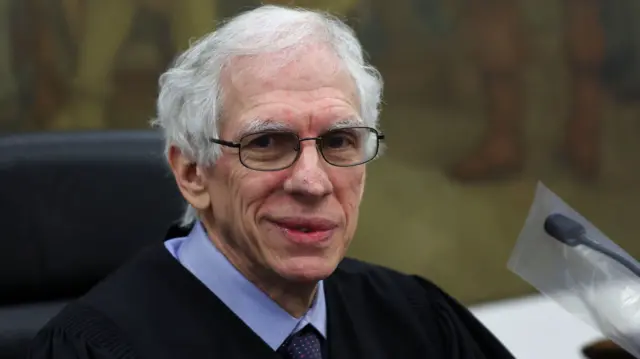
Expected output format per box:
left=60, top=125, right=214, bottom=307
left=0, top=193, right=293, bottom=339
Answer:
left=359, top=171, right=366, bottom=201
left=167, top=146, right=210, bottom=211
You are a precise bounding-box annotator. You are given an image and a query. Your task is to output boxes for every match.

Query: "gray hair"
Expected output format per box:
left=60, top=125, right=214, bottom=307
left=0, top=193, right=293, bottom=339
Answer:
left=151, top=5, right=383, bottom=227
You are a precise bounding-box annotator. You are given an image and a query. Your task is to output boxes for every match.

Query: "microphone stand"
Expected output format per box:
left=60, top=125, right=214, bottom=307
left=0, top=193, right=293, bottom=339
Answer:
left=544, top=213, right=640, bottom=278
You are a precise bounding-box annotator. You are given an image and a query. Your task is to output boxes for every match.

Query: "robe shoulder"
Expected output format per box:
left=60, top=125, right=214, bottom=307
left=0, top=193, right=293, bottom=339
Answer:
left=27, top=302, right=137, bottom=359
left=334, top=258, right=515, bottom=359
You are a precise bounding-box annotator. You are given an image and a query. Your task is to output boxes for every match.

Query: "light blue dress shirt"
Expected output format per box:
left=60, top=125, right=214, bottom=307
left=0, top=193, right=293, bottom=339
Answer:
left=164, top=222, right=327, bottom=350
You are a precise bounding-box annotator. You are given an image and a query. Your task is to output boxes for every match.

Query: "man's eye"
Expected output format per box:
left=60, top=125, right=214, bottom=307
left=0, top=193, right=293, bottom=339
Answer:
left=249, top=135, right=273, bottom=148
left=326, top=135, right=348, bottom=148
left=243, top=132, right=296, bottom=150
left=324, top=131, right=357, bottom=149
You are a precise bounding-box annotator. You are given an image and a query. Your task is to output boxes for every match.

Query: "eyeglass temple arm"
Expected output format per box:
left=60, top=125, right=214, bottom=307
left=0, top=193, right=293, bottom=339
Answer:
left=209, top=138, right=241, bottom=148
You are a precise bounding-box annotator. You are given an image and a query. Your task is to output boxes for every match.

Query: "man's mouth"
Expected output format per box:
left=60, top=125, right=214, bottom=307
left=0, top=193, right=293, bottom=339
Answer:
left=268, top=217, right=338, bottom=244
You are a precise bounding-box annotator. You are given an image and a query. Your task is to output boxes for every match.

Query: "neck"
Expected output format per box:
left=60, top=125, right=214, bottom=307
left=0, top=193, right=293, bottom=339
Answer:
left=233, top=251, right=319, bottom=317
left=261, top=278, right=318, bottom=318
left=229, top=251, right=319, bottom=317
left=203, top=223, right=318, bottom=317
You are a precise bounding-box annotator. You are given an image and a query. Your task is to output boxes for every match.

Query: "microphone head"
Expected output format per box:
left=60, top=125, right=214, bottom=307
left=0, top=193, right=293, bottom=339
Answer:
left=544, top=213, right=587, bottom=247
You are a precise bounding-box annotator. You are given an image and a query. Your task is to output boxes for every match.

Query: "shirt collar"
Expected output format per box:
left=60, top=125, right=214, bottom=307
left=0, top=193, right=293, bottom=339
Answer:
left=169, top=222, right=327, bottom=350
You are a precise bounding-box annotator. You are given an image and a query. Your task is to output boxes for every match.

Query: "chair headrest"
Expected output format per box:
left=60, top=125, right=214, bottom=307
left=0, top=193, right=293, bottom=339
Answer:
left=0, top=130, right=186, bottom=304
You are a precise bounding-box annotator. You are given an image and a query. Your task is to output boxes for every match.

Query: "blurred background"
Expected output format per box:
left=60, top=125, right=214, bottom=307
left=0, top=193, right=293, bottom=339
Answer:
left=2, top=0, right=640, bottom=306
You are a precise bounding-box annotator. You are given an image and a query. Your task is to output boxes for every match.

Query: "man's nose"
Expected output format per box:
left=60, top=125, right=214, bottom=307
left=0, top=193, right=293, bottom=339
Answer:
left=283, top=143, right=333, bottom=197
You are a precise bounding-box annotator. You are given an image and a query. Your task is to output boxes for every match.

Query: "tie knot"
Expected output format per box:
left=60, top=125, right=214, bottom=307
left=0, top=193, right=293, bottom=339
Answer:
left=279, top=325, right=323, bottom=359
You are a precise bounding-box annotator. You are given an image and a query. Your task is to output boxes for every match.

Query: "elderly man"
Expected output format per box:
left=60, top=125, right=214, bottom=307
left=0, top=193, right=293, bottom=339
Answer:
left=29, top=5, right=513, bottom=359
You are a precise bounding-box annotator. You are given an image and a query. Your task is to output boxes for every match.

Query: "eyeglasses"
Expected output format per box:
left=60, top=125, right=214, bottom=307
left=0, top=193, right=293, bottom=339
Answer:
left=209, top=126, right=385, bottom=171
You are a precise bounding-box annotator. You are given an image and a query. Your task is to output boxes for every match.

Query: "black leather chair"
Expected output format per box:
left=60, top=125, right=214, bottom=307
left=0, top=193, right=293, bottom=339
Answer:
left=0, top=130, right=186, bottom=359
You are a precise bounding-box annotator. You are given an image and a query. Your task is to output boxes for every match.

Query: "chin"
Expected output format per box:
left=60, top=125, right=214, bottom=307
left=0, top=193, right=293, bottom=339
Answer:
left=274, top=256, right=339, bottom=283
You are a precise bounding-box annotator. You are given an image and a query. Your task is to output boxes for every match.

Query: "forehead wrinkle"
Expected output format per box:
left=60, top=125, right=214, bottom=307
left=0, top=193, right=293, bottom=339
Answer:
left=225, top=42, right=349, bottom=94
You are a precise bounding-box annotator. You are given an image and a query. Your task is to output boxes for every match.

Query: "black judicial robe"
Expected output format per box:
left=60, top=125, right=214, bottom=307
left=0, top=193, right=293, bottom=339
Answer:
left=28, top=242, right=515, bottom=359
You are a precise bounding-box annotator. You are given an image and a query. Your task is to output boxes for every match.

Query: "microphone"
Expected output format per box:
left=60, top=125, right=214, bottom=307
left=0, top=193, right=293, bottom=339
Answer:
left=544, top=213, right=640, bottom=278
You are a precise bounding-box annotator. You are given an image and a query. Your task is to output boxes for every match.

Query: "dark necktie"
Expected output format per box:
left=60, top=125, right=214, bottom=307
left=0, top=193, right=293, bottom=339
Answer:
left=278, top=325, right=323, bottom=359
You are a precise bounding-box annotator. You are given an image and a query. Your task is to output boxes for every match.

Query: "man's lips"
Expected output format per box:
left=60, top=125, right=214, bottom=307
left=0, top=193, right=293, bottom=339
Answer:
left=269, top=217, right=338, bottom=231
left=267, top=217, right=338, bottom=244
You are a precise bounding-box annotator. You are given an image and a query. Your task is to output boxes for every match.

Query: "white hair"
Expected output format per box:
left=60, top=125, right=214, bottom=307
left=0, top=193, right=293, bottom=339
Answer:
left=151, top=5, right=384, bottom=227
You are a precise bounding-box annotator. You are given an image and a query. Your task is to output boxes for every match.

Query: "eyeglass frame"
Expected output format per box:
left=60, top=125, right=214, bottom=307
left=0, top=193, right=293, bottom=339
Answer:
left=209, top=126, right=385, bottom=172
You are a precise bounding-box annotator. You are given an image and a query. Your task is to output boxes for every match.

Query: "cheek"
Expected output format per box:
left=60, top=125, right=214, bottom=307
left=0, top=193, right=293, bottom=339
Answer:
left=334, top=170, right=365, bottom=220
left=207, top=161, right=252, bottom=221
left=227, top=168, right=286, bottom=219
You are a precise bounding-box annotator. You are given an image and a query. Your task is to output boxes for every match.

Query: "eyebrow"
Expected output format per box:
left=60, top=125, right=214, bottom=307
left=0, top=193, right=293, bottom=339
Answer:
left=326, top=117, right=365, bottom=131
left=235, top=116, right=365, bottom=139
left=235, top=118, right=293, bottom=139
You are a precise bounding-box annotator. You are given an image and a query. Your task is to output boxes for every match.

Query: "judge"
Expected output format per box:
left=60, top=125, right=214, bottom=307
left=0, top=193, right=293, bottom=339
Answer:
left=29, top=5, right=514, bottom=359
